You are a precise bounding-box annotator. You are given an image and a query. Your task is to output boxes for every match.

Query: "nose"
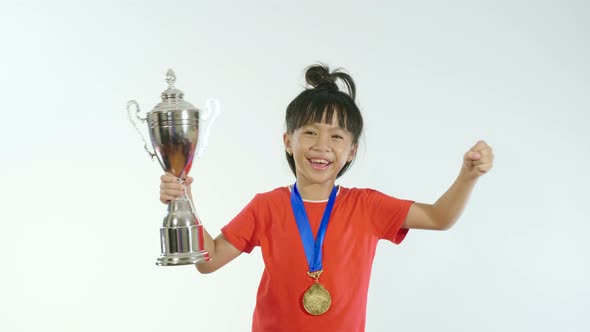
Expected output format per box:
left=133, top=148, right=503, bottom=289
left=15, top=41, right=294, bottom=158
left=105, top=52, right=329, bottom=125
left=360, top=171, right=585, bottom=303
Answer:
left=311, top=133, right=331, bottom=152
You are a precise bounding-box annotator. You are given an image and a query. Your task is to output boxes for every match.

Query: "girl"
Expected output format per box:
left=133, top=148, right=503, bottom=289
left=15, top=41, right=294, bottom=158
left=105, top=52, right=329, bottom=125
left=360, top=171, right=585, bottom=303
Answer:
left=159, top=64, right=494, bottom=331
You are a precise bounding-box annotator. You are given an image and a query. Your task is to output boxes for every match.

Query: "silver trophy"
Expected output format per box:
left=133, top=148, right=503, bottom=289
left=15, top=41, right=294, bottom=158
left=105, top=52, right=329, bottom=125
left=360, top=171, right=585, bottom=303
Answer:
left=127, top=69, right=219, bottom=266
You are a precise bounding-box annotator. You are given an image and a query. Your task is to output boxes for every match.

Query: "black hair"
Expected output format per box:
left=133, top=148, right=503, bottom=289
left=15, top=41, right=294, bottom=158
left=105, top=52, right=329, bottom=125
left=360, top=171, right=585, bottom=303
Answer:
left=285, top=64, right=364, bottom=178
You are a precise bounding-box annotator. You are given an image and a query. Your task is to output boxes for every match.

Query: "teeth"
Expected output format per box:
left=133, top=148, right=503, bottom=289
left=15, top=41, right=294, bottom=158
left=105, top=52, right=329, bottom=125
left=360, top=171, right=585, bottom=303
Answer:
left=311, top=159, right=329, bottom=164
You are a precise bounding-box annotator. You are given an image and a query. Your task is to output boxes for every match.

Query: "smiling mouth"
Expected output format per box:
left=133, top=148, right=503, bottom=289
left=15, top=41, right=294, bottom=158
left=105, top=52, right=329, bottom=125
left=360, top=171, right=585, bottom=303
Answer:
left=309, top=158, right=332, bottom=169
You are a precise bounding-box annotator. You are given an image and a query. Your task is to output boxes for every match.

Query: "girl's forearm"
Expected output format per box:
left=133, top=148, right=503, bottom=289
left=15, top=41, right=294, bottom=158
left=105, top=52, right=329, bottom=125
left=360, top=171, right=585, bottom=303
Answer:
left=195, top=228, right=217, bottom=272
left=430, top=170, right=478, bottom=230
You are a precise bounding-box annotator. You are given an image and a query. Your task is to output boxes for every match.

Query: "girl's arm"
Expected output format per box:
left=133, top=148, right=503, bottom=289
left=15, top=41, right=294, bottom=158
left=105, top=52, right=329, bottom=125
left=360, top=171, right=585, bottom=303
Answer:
left=160, top=173, right=241, bottom=273
left=402, top=140, right=494, bottom=231
left=196, top=231, right=241, bottom=274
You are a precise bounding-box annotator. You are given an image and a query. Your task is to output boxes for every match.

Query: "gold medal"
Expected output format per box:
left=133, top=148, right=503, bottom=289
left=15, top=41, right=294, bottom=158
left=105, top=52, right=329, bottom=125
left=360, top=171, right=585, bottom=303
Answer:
left=302, top=270, right=332, bottom=315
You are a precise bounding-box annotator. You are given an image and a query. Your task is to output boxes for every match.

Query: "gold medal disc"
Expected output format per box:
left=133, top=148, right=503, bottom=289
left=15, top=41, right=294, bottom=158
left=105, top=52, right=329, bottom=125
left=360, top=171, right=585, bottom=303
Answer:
left=303, top=283, right=332, bottom=315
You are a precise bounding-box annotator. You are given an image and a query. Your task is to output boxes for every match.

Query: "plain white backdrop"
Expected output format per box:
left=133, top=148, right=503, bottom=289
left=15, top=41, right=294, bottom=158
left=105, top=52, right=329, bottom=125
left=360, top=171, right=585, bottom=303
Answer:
left=1, top=1, right=588, bottom=331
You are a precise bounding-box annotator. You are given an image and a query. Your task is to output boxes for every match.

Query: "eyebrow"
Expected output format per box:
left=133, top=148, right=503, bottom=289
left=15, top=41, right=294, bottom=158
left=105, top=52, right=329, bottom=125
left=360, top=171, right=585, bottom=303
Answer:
left=302, top=123, right=349, bottom=133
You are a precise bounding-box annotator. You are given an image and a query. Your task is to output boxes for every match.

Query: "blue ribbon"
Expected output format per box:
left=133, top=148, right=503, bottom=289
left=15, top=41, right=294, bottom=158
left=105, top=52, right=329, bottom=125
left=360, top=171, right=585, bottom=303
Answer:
left=290, top=183, right=338, bottom=272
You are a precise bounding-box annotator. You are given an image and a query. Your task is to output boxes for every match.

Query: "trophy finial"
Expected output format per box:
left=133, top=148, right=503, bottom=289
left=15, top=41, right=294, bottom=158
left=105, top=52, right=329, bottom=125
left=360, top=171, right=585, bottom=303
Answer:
left=166, top=69, right=176, bottom=87
left=161, top=69, right=184, bottom=101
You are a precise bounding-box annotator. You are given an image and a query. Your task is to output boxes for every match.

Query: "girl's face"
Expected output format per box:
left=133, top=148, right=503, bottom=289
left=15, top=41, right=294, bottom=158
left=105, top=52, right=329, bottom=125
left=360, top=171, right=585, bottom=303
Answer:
left=283, top=113, right=357, bottom=188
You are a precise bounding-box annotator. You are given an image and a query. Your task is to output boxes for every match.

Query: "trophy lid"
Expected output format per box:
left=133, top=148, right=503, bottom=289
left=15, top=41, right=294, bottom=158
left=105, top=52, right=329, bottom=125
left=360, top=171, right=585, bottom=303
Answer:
left=152, top=69, right=199, bottom=113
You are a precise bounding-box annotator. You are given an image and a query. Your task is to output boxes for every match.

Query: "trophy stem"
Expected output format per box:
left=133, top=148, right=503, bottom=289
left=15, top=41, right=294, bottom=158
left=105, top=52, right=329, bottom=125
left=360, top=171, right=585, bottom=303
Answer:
left=176, top=178, right=203, bottom=226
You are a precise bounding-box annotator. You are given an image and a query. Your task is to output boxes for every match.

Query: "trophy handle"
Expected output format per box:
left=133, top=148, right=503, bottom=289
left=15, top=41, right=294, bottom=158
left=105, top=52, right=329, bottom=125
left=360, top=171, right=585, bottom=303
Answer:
left=196, top=98, right=221, bottom=159
left=127, top=100, right=157, bottom=159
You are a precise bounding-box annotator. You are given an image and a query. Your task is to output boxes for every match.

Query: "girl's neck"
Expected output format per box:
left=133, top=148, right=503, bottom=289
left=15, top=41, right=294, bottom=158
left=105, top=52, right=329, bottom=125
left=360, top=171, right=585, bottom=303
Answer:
left=295, top=180, right=336, bottom=201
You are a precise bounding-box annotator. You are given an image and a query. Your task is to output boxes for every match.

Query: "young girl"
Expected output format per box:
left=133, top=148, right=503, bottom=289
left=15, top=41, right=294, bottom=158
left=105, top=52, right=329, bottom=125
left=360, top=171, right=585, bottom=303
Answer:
left=159, top=64, right=494, bottom=331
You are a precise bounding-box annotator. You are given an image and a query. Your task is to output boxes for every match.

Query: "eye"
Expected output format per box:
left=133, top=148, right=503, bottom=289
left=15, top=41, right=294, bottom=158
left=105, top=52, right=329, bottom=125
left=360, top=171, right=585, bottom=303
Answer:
left=304, top=130, right=317, bottom=136
left=332, top=135, right=344, bottom=140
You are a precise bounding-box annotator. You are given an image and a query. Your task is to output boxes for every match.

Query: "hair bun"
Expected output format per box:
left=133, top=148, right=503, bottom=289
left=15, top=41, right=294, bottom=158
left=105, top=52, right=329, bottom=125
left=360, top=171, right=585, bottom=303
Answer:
left=304, top=63, right=356, bottom=100
left=305, top=64, right=336, bottom=89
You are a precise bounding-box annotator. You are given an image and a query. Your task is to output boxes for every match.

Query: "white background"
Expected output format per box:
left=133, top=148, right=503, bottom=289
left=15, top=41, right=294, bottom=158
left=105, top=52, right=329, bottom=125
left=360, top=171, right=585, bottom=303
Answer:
left=1, top=1, right=589, bottom=331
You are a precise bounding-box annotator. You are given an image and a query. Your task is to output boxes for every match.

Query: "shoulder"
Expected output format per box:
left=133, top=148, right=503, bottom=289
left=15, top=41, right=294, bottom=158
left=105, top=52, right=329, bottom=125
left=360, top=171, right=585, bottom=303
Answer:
left=247, top=186, right=291, bottom=208
left=338, top=186, right=382, bottom=200
left=226, top=187, right=290, bottom=226
left=340, top=186, right=412, bottom=207
left=255, top=186, right=290, bottom=200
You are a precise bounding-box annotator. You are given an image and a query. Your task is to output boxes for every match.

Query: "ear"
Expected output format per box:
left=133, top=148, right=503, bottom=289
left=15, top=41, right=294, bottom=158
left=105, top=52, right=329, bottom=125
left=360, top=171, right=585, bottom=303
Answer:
left=283, top=132, right=293, bottom=155
left=347, top=144, right=358, bottom=162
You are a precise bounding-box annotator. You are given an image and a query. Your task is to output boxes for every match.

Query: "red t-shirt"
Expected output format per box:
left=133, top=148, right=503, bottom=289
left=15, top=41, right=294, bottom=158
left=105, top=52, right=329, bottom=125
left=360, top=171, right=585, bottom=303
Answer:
left=221, top=186, right=414, bottom=332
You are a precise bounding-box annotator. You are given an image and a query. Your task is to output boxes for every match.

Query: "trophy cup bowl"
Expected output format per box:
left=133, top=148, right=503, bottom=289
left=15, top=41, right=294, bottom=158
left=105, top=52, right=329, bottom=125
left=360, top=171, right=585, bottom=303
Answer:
left=127, top=69, right=219, bottom=266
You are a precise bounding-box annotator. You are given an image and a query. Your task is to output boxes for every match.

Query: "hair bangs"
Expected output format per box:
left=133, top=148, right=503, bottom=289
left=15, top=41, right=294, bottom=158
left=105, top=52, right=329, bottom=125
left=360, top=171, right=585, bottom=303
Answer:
left=286, top=90, right=361, bottom=143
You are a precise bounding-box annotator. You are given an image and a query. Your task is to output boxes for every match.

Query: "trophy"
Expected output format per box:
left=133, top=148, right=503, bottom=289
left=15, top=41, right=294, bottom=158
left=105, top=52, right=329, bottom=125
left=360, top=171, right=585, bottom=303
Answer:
left=127, top=69, right=219, bottom=266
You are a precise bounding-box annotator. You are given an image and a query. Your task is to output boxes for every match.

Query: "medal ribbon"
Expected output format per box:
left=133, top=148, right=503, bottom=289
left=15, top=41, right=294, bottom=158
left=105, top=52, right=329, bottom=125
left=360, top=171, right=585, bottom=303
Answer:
left=290, top=183, right=338, bottom=273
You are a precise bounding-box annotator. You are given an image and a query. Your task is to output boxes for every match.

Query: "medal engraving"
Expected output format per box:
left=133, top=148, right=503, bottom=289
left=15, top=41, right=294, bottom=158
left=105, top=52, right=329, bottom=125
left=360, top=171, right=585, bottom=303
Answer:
left=303, top=283, right=332, bottom=315
left=303, top=270, right=331, bottom=315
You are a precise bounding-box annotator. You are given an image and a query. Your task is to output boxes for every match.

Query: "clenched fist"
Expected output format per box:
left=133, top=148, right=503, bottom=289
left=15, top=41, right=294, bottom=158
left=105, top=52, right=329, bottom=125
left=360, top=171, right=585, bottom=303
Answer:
left=160, top=173, right=194, bottom=204
left=462, top=140, right=494, bottom=179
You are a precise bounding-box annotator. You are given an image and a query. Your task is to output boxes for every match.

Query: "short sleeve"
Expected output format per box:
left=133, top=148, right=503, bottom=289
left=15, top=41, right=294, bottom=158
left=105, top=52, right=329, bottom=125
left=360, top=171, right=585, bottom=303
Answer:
left=365, top=189, right=414, bottom=244
left=221, top=195, right=260, bottom=253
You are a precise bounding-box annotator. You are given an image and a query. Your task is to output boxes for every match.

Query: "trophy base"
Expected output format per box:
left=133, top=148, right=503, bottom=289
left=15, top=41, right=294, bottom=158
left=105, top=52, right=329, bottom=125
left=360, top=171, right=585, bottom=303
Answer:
left=156, top=251, right=211, bottom=266
left=156, top=223, right=212, bottom=266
